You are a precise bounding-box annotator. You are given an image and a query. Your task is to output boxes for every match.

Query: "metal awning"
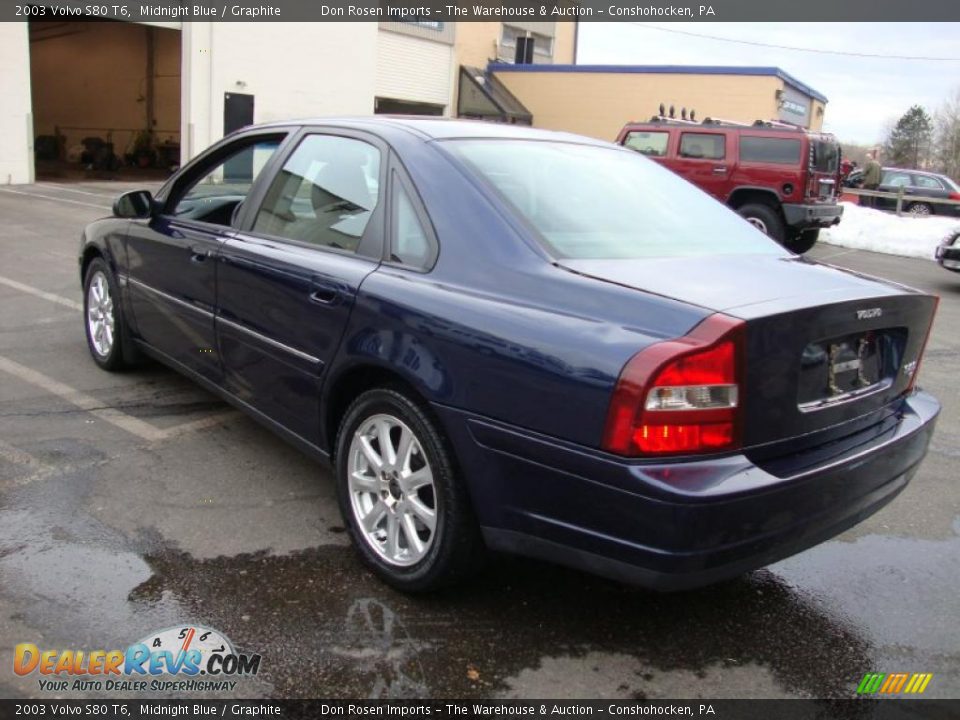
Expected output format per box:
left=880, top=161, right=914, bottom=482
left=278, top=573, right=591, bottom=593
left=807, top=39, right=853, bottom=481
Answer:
left=457, top=66, right=532, bottom=125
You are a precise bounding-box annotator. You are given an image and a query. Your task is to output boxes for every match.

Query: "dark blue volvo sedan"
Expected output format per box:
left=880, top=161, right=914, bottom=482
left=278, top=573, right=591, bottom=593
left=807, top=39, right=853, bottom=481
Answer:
left=79, top=118, right=940, bottom=592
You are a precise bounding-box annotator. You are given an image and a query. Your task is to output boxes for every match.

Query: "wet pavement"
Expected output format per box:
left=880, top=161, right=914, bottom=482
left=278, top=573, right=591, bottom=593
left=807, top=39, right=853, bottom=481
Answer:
left=0, top=184, right=958, bottom=700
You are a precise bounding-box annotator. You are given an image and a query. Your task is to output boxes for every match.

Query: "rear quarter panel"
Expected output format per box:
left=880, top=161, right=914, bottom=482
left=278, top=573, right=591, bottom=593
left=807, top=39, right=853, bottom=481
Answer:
left=324, top=132, right=709, bottom=450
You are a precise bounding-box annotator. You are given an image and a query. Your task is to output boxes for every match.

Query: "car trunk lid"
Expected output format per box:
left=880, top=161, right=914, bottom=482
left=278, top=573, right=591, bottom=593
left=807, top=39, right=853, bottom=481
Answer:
left=560, top=255, right=937, bottom=450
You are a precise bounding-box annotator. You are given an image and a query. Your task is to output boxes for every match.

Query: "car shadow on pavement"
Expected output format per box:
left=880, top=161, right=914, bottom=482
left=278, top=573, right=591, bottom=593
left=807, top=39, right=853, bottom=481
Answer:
left=128, top=545, right=874, bottom=701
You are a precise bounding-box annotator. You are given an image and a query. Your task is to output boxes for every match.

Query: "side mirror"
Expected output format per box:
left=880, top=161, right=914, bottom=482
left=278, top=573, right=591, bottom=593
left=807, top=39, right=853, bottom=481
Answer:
left=112, top=190, right=155, bottom=219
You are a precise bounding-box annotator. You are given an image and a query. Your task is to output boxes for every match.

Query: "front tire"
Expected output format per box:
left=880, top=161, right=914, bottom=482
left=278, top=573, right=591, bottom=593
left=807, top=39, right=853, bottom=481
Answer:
left=783, top=228, right=819, bottom=255
left=335, top=387, right=485, bottom=592
left=83, top=258, right=136, bottom=371
left=737, top=203, right=786, bottom=244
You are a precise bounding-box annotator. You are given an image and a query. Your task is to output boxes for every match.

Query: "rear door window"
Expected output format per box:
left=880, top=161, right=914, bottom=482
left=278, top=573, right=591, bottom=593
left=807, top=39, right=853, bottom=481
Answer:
left=912, top=174, right=944, bottom=190
left=739, top=136, right=802, bottom=165
left=882, top=171, right=912, bottom=187
left=623, top=131, right=669, bottom=157
left=390, top=174, right=438, bottom=270
left=252, top=134, right=381, bottom=253
left=679, top=133, right=725, bottom=160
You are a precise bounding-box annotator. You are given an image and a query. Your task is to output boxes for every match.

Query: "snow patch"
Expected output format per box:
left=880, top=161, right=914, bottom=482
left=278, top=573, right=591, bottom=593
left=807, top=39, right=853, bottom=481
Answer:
left=820, top=202, right=960, bottom=260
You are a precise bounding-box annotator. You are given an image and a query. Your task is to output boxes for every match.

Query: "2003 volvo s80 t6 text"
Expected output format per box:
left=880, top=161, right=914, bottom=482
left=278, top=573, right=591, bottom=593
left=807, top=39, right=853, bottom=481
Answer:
left=79, top=118, right=940, bottom=592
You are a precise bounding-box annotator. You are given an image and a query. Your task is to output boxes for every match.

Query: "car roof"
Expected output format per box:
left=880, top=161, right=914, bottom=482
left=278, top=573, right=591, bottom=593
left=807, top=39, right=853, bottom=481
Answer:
left=250, top=115, right=611, bottom=146
left=621, top=119, right=824, bottom=138
left=251, top=115, right=612, bottom=145
left=882, top=166, right=945, bottom=178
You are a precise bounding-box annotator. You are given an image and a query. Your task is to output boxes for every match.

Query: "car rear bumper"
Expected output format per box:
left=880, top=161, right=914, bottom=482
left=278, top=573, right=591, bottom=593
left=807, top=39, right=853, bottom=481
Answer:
left=436, top=390, right=939, bottom=591
left=783, top=202, right=844, bottom=229
left=930, top=203, right=960, bottom=217
left=935, top=239, right=960, bottom=271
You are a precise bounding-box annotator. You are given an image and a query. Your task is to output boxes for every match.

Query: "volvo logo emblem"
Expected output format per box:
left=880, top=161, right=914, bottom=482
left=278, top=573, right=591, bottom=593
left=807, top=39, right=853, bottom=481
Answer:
left=857, top=308, right=882, bottom=320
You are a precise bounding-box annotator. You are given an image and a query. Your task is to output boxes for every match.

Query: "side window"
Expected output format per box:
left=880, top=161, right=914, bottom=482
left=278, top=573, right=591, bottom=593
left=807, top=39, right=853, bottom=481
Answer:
left=623, top=131, right=669, bottom=157
left=882, top=171, right=912, bottom=187
left=391, top=176, right=437, bottom=270
left=913, top=174, right=943, bottom=190
left=739, top=136, right=802, bottom=165
left=253, top=134, right=381, bottom=253
left=171, top=138, right=282, bottom=226
left=679, top=133, right=725, bottom=160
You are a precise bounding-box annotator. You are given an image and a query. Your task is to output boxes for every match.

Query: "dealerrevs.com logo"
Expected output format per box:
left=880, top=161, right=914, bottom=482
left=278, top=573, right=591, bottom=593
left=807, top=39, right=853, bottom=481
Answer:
left=14, top=625, right=262, bottom=693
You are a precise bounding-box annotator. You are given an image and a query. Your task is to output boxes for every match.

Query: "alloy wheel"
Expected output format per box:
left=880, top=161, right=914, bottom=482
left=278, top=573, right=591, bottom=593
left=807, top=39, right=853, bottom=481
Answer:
left=86, top=270, right=115, bottom=357
left=746, top=217, right=769, bottom=234
left=347, top=414, right=437, bottom=567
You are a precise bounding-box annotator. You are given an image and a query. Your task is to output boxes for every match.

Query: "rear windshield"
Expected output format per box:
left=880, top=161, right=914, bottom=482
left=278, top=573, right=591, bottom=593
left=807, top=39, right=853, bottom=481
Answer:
left=740, top=136, right=801, bottom=165
left=446, top=140, right=783, bottom=260
left=812, top=140, right=839, bottom=173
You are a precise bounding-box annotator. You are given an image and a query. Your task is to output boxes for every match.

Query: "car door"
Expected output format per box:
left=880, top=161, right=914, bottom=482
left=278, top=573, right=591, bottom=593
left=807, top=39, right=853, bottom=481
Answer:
left=125, top=130, right=288, bottom=381
left=876, top=169, right=912, bottom=211
left=621, top=129, right=670, bottom=163
left=671, top=131, right=730, bottom=200
left=910, top=173, right=948, bottom=208
left=215, top=129, right=386, bottom=442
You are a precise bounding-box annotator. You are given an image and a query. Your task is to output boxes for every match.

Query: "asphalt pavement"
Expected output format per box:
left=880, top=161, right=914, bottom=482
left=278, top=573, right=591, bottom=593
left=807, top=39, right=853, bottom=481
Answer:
left=0, top=183, right=957, bottom=700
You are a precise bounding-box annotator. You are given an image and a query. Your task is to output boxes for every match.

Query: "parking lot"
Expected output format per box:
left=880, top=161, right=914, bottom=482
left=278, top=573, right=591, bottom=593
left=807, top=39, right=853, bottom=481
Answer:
left=0, top=181, right=958, bottom=700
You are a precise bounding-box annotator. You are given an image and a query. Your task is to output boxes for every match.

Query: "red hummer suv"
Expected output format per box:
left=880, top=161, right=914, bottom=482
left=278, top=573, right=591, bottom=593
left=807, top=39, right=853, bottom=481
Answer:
left=616, top=117, right=843, bottom=254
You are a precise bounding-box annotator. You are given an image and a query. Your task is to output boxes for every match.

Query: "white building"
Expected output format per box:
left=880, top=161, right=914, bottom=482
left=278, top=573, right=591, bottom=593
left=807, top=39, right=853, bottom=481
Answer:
left=0, top=21, right=446, bottom=184
left=0, top=20, right=574, bottom=185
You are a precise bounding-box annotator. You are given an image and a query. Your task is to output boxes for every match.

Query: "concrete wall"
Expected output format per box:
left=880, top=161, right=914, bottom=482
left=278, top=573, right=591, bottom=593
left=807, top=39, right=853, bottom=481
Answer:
left=29, top=22, right=180, bottom=161
left=493, top=70, right=786, bottom=141
left=553, top=22, right=577, bottom=64
left=0, top=24, right=33, bottom=184
left=810, top=98, right=826, bottom=132
left=455, top=21, right=505, bottom=68
left=181, top=22, right=378, bottom=161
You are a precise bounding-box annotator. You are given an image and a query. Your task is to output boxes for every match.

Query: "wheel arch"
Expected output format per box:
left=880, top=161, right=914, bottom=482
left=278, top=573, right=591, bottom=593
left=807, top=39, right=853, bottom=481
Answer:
left=80, top=245, right=105, bottom=283
left=80, top=227, right=124, bottom=284
left=727, top=186, right=783, bottom=212
left=322, top=361, right=440, bottom=461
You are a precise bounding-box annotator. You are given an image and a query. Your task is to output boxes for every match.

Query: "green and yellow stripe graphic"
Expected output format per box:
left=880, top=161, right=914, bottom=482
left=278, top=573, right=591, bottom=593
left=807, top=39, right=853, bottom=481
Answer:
left=857, top=672, right=933, bottom=695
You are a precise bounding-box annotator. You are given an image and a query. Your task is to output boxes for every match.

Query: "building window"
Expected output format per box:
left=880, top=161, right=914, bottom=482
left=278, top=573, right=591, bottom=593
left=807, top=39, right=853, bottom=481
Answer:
left=402, top=20, right=443, bottom=30
left=499, top=25, right=553, bottom=61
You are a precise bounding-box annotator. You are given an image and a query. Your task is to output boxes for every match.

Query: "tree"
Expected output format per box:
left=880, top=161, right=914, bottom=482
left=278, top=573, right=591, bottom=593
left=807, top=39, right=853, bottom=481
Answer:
left=934, top=89, right=960, bottom=181
left=884, top=105, right=933, bottom=169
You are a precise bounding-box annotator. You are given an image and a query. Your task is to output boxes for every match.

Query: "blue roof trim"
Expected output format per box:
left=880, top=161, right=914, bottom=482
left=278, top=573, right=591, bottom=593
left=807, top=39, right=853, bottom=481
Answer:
left=487, top=63, right=828, bottom=103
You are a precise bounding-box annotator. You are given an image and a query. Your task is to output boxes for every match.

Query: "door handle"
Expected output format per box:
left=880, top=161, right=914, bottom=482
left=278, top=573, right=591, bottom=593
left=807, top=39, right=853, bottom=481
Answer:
left=712, top=166, right=727, bottom=174
left=190, top=247, right=212, bottom=263
left=309, top=287, right=340, bottom=305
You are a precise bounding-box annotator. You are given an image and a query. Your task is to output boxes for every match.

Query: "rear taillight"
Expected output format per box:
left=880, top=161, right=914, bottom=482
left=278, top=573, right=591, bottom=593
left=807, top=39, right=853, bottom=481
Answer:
left=602, top=314, right=745, bottom=457
left=906, top=297, right=939, bottom=392
left=949, top=192, right=960, bottom=201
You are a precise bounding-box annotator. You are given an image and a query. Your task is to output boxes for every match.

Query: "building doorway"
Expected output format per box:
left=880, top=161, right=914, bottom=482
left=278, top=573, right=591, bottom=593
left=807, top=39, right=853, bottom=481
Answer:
left=28, top=20, right=182, bottom=180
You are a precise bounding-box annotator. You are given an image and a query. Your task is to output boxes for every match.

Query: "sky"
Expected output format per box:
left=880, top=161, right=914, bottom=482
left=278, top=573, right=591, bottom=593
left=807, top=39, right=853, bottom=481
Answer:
left=577, top=23, right=960, bottom=145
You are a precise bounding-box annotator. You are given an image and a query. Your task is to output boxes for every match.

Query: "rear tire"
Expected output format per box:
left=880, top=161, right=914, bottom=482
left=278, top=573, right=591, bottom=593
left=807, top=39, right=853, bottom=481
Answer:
left=737, top=203, right=786, bottom=244
left=783, top=228, right=819, bottom=255
left=335, top=387, right=485, bottom=592
left=83, top=258, right=138, bottom=371
left=907, top=202, right=933, bottom=216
